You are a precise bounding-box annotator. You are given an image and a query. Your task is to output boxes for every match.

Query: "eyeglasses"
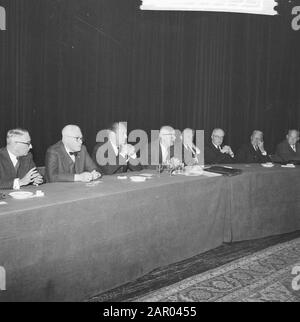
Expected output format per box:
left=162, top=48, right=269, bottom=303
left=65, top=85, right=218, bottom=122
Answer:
left=15, top=141, right=32, bottom=147
left=213, top=135, right=224, bottom=139
left=162, top=133, right=176, bottom=137
left=66, top=136, right=84, bottom=142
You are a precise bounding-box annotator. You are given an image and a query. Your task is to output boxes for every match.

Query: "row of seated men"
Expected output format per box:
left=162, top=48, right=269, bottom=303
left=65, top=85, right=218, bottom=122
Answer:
left=0, top=124, right=299, bottom=189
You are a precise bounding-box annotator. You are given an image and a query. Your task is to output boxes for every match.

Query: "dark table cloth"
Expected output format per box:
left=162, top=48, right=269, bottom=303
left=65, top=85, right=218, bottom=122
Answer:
left=0, top=172, right=228, bottom=301
left=223, top=164, right=300, bottom=242
left=0, top=164, right=299, bottom=301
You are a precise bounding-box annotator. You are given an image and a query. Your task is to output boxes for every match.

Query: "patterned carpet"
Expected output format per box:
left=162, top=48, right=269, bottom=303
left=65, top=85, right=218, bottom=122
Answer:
left=132, top=238, right=300, bottom=302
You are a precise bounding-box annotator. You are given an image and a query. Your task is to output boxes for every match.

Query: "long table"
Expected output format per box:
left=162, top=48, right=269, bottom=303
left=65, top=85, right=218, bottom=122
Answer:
left=0, top=171, right=228, bottom=301
left=0, top=164, right=299, bottom=301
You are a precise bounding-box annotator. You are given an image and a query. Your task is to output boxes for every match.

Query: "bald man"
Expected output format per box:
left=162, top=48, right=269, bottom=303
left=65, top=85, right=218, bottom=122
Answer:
left=236, top=130, right=271, bottom=163
left=204, top=128, right=235, bottom=164
left=45, top=125, right=101, bottom=182
left=0, top=128, right=43, bottom=189
left=275, top=129, right=300, bottom=163
left=141, top=125, right=177, bottom=169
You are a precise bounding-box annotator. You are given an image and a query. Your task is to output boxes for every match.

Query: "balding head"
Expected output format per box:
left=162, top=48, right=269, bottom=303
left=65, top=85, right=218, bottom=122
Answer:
left=286, top=129, right=299, bottom=146
left=62, top=125, right=83, bottom=152
left=108, top=121, right=127, bottom=146
left=211, top=128, right=225, bottom=147
left=182, top=128, right=194, bottom=146
left=251, top=130, right=264, bottom=146
left=159, top=126, right=176, bottom=148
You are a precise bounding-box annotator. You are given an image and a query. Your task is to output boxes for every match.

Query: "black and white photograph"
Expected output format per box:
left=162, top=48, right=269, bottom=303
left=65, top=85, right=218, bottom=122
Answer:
left=0, top=0, right=300, bottom=305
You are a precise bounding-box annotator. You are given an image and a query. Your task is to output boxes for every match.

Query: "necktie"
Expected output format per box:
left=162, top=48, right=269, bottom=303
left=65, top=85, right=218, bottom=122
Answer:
left=292, top=145, right=296, bottom=152
left=15, top=158, right=20, bottom=172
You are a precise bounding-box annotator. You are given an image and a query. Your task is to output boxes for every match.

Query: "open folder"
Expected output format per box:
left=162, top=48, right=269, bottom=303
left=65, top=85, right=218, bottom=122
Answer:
left=204, top=166, right=243, bottom=176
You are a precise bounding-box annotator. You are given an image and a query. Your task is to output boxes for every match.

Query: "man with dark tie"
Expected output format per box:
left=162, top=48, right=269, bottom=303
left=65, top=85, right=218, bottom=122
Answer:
left=275, top=129, right=300, bottom=163
left=45, top=125, right=101, bottom=182
left=180, top=128, right=201, bottom=166
left=236, top=130, right=271, bottom=163
left=92, top=122, right=141, bottom=175
left=204, top=128, right=235, bottom=164
left=0, top=128, right=43, bottom=189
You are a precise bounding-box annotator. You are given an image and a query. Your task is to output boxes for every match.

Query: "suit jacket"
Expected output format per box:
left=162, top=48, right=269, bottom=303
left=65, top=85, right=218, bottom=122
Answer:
left=181, top=144, right=201, bottom=166
left=275, top=140, right=300, bottom=162
left=45, top=141, right=97, bottom=182
left=204, top=143, right=235, bottom=165
left=236, top=143, right=271, bottom=164
left=141, top=140, right=175, bottom=170
left=92, top=141, right=142, bottom=175
left=0, top=147, right=37, bottom=189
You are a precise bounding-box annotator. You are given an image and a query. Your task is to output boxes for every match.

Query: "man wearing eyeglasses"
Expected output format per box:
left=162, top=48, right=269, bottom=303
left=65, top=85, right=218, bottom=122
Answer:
left=275, top=129, right=300, bottom=163
left=204, top=128, right=235, bottom=164
left=0, top=128, right=43, bottom=189
left=45, top=125, right=101, bottom=182
left=142, top=125, right=179, bottom=169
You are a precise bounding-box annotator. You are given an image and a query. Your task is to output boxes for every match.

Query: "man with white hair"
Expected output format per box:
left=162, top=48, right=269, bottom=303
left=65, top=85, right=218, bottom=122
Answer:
left=92, top=122, right=141, bottom=175
left=0, top=128, right=43, bottom=189
left=142, top=125, right=178, bottom=169
left=204, top=128, right=235, bottom=164
left=45, top=125, right=101, bottom=182
left=236, top=130, right=271, bottom=163
left=275, top=129, right=300, bottom=162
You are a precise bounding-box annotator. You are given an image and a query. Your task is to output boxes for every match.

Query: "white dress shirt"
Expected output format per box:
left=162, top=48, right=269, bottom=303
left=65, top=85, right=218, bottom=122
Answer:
left=7, top=149, right=20, bottom=190
left=160, top=142, right=169, bottom=164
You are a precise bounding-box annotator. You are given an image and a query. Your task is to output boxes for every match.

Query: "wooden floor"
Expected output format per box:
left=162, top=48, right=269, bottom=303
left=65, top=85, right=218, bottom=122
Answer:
left=88, top=230, right=300, bottom=302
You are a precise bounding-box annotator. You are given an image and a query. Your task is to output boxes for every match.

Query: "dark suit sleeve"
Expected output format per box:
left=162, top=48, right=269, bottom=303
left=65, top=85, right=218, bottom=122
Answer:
left=82, top=146, right=98, bottom=173
left=204, top=146, right=232, bottom=164
left=275, top=143, right=289, bottom=162
left=45, top=149, right=75, bottom=182
left=0, top=175, right=14, bottom=190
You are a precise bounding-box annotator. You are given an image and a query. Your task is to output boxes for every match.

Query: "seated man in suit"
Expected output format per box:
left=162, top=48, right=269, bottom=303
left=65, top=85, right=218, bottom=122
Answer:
left=0, top=128, right=43, bottom=189
left=275, top=129, right=300, bottom=162
left=236, top=130, right=271, bottom=163
left=180, top=128, right=201, bottom=166
left=92, top=122, right=141, bottom=175
left=204, top=128, right=235, bottom=164
left=142, top=125, right=180, bottom=169
left=45, top=125, right=101, bottom=182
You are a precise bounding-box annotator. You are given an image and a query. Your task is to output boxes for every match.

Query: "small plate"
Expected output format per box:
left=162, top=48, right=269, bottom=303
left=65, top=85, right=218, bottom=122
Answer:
left=9, top=191, right=34, bottom=199
left=261, top=163, right=274, bottom=168
left=130, top=176, right=146, bottom=182
left=139, top=173, right=154, bottom=177
left=281, top=164, right=296, bottom=168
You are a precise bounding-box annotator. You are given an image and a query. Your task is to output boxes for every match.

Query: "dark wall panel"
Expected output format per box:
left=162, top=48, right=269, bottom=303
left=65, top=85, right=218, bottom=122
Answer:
left=0, top=0, right=299, bottom=165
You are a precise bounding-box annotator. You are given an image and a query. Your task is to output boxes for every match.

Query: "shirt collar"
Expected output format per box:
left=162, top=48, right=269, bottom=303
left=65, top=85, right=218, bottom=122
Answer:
left=7, top=148, right=18, bottom=164
left=213, top=143, right=219, bottom=150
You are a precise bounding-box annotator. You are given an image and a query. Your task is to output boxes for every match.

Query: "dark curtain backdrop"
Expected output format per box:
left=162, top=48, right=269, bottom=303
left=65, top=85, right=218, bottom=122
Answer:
left=0, top=0, right=299, bottom=165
